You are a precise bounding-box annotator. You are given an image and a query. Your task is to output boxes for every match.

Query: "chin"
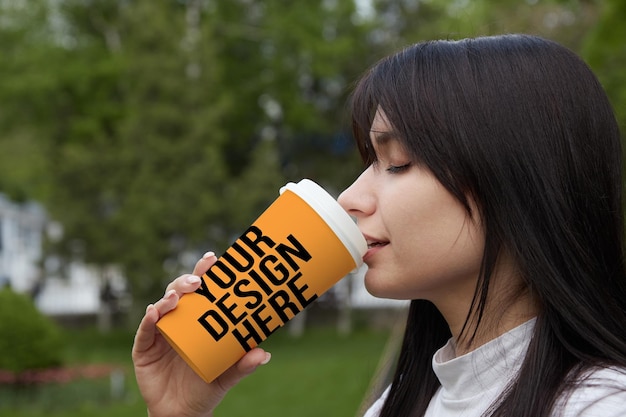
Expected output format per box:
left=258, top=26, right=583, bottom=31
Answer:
left=364, top=275, right=400, bottom=300
left=363, top=275, right=382, bottom=297
left=365, top=277, right=419, bottom=302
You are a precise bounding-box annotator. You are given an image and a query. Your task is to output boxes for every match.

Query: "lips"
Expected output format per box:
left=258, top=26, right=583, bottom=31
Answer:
left=365, top=233, right=388, bottom=247
left=364, top=234, right=389, bottom=260
left=367, top=241, right=388, bottom=249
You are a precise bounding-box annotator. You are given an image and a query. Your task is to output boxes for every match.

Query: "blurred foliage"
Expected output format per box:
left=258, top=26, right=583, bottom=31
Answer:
left=0, top=325, right=389, bottom=417
left=582, top=0, right=626, bottom=133
left=0, top=0, right=620, bottom=308
left=0, top=288, right=64, bottom=374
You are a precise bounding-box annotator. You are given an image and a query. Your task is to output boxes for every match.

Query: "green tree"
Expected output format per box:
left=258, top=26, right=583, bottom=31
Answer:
left=369, top=0, right=598, bottom=50
left=3, top=0, right=611, bottom=312
left=47, top=0, right=240, bottom=299
left=582, top=0, right=626, bottom=133
left=0, top=0, right=57, bottom=201
left=0, top=0, right=374, bottom=306
left=0, top=0, right=233, bottom=302
left=207, top=0, right=375, bottom=190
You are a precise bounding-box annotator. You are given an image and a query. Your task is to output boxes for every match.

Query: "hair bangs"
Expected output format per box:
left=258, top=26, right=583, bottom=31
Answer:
left=349, top=68, right=380, bottom=166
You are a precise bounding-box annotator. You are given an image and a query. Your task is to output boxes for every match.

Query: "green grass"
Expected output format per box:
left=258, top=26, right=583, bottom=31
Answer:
left=0, top=323, right=393, bottom=417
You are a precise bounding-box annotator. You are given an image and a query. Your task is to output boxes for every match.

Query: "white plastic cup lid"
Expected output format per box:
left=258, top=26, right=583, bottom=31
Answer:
left=279, top=179, right=367, bottom=267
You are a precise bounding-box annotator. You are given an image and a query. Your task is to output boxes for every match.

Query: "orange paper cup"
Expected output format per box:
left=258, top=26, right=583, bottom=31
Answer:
left=156, top=179, right=367, bottom=383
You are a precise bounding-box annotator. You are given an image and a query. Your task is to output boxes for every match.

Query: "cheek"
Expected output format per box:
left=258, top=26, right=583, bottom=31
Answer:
left=393, top=190, right=472, bottom=261
left=386, top=199, right=484, bottom=298
left=409, top=218, right=484, bottom=295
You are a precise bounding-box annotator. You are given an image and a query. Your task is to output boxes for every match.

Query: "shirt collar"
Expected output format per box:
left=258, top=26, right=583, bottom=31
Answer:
left=432, top=318, right=537, bottom=400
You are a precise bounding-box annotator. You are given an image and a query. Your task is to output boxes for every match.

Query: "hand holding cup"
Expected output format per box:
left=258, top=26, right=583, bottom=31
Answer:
left=132, top=252, right=271, bottom=417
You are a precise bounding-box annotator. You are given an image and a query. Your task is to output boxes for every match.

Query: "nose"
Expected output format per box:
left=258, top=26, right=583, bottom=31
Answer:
left=337, top=167, right=375, bottom=219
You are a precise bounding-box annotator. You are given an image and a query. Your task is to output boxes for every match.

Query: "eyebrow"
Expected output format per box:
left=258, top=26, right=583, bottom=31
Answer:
left=370, top=130, right=399, bottom=146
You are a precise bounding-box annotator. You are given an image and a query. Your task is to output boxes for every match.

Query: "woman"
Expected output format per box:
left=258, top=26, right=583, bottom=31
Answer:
left=132, top=34, right=626, bottom=416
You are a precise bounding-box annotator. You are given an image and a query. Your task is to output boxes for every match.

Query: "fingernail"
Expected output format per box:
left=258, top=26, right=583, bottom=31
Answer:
left=164, top=289, right=177, bottom=299
left=202, top=251, right=216, bottom=259
left=186, top=275, right=201, bottom=284
left=260, top=352, right=272, bottom=365
left=146, top=304, right=154, bottom=313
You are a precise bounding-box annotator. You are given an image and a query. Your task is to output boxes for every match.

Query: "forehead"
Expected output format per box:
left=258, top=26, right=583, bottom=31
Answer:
left=370, top=108, right=393, bottom=136
left=369, top=108, right=402, bottom=152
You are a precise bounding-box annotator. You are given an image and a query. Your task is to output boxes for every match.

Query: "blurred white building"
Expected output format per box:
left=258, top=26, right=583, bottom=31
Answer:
left=0, top=193, right=128, bottom=319
left=0, top=193, right=45, bottom=293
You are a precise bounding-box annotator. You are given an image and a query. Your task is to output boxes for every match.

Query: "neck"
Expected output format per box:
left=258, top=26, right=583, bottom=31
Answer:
left=453, top=293, right=537, bottom=356
left=435, top=260, right=538, bottom=356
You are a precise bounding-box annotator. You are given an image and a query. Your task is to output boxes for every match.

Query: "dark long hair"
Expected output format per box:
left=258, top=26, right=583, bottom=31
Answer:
left=349, top=34, right=626, bottom=417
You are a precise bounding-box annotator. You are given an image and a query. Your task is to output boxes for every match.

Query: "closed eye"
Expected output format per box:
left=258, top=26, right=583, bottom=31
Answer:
left=386, top=163, right=411, bottom=174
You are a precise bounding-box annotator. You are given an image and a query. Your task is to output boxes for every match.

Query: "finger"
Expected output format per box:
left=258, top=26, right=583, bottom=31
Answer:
left=192, top=251, right=218, bottom=276
left=162, top=252, right=218, bottom=296
left=214, top=348, right=271, bottom=393
left=152, top=289, right=180, bottom=317
left=164, top=273, right=203, bottom=296
left=132, top=304, right=160, bottom=356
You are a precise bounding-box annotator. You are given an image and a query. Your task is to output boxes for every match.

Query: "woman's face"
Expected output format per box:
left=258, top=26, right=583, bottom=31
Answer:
left=338, top=110, right=485, bottom=308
